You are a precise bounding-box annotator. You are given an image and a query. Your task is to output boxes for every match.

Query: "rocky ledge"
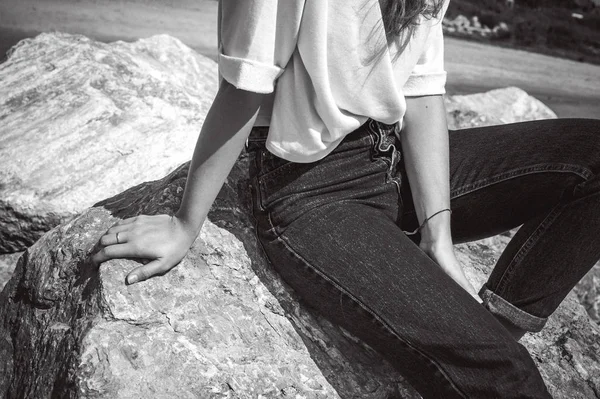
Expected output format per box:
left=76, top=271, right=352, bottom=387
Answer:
left=0, top=33, right=217, bottom=253
left=1, top=33, right=599, bottom=398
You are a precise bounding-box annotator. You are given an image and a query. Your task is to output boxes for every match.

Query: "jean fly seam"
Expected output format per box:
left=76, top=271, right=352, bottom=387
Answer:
left=450, top=163, right=593, bottom=200
left=494, top=202, right=565, bottom=298
left=264, top=212, right=468, bottom=398
left=252, top=156, right=267, bottom=213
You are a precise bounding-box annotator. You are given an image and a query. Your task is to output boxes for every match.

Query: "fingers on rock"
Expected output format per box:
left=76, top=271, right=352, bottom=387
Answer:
left=92, top=244, right=128, bottom=265
left=127, top=260, right=166, bottom=285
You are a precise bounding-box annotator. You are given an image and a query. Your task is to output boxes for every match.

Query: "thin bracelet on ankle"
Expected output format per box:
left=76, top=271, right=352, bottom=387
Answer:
left=403, top=208, right=452, bottom=236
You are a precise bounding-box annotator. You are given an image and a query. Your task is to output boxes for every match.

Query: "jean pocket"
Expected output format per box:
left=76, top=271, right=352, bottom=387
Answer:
left=256, top=150, right=314, bottom=211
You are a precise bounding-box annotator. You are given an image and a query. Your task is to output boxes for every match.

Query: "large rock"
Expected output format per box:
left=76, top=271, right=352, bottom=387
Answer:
left=445, top=86, right=558, bottom=130
left=1, top=32, right=598, bottom=398
left=0, top=32, right=217, bottom=253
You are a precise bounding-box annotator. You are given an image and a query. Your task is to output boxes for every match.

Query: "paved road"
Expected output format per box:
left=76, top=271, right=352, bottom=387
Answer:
left=1, top=0, right=599, bottom=118
left=444, top=38, right=600, bottom=119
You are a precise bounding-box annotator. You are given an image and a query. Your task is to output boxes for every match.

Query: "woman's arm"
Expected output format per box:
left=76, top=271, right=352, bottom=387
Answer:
left=92, top=81, right=266, bottom=284
left=401, top=94, right=480, bottom=301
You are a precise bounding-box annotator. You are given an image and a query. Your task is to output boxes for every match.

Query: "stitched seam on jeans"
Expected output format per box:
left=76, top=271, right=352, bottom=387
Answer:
left=254, top=179, right=266, bottom=213
left=494, top=203, right=565, bottom=297
left=253, top=157, right=268, bottom=213
left=269, top=222, right=468, bottom=398
left=450, top=164, right=593, bottom=199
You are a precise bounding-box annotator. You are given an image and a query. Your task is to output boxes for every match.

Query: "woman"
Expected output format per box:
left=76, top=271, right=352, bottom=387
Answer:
left=93, top=0, right=600, bottom=397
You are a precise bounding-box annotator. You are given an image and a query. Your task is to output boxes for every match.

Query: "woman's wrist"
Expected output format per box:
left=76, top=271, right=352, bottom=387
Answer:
left=418, top=209, right=453, bottom=252
left=172, top=211, right=205, bottom=241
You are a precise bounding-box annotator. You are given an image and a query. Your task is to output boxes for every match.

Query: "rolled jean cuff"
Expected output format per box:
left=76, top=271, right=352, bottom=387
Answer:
left=479, top=285, right=547, bottom=333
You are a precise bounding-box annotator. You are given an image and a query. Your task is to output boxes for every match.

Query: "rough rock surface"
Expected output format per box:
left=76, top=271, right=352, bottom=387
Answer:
left=0, top=253, right=21, bottom=291
left=0, top=32, right=217, bottom=253
left=1, top=33, right=598, bottom=398
left=575, top=264, right=600, bottom=323
left=445, top=86, right=558, bottom=130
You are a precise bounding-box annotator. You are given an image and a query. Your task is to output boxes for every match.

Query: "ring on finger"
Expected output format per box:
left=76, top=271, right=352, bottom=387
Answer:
left=116, top=232, right=121, bottom=244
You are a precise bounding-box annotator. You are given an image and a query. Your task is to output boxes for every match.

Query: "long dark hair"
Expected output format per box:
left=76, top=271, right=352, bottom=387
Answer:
left=379, top=0, right=445, bottom=52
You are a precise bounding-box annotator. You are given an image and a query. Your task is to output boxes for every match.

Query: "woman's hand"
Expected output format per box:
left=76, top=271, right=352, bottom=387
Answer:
left=92, top=214, right=199, bottom=285
left=90, top=83, right=263, bottom=286
left=420, top=238, right=482, bottom=303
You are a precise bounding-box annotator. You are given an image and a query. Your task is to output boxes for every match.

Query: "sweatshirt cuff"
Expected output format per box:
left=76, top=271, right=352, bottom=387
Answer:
left=403, top=71, right=447, bottom=97
left=219, top=53, right=283, bottom=94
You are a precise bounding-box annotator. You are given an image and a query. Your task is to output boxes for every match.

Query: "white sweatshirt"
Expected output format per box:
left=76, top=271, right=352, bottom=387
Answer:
left=218, top=0, right=449, bottom=162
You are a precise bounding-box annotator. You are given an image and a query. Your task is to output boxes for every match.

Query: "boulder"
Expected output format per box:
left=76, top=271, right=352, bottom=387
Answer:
left=0, top=32, right=218, bottom=253
left=444, top=87, right=558, bottom=130
left=1, top=32, right=598, bottom=398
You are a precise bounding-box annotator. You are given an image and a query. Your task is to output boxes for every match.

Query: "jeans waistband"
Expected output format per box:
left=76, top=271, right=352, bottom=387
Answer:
left=245, top=120, right=399, bottom=153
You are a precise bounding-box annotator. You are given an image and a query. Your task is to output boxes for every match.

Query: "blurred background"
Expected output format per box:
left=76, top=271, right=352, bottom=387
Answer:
left=1, top=0, right=599, bottom=118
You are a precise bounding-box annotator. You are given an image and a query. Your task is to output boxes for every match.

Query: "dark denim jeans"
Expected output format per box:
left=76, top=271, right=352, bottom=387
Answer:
left=246, top=118, right=600, bottom=398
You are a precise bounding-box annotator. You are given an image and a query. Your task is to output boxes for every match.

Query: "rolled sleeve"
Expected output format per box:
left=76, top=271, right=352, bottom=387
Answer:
left=218, top=0, right=304, bottom=94
left=218, top=53, right=283, bottom=94
left=403, top=14, right=448, bottom=96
